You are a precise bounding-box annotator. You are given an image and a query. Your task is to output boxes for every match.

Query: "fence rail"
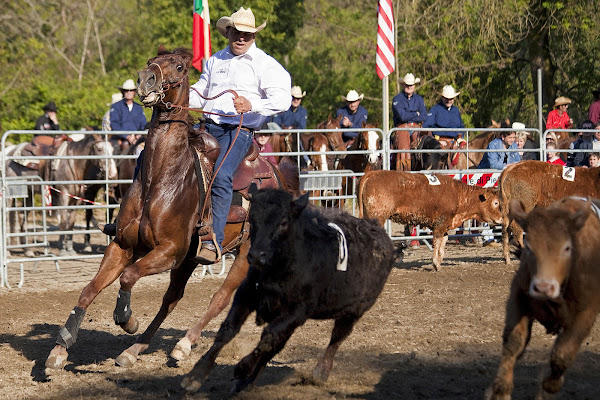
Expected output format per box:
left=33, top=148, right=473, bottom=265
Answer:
left=0, top=126, right=583, bottom=287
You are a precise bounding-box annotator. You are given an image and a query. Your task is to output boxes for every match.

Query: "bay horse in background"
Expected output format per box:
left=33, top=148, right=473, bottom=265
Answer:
left=307, top=114, right=345, bottom=171
left=47, top=134, right=118, bottom=255
left=391, top=122, right=420, bottom=171
left=453, top=119, right=507, bottom=170
left=341, top=122, right=382, bottom=173
left=46, top=46, right=299, bottom=370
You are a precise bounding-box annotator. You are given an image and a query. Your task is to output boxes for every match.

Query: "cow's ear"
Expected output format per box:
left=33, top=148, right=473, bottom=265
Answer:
left=292, top=192, right=309, bottom=216
left=508, top=199, right=528, bottom=230
left=570, top=203, right=591, bottom=231
left=248, top=183, right=259, bottom=198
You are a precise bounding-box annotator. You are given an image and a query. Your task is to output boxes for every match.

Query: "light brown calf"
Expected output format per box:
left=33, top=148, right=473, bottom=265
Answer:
left=486, top=197, right=600, bottom=399
left=358, top=170, right=502, bottom=270
left=498, top=161, right=600, bottom=264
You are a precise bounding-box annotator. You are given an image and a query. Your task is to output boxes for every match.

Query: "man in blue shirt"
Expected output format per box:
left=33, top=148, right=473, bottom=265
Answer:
left=273, top=86, right=308, bottom=129
left=423, top=85, right=464, bottom=140
left=110, top=79, right=148, bottom=152
left=391, top=73, right=427, bottom=170
left=337, top=90, right=368, bottom=143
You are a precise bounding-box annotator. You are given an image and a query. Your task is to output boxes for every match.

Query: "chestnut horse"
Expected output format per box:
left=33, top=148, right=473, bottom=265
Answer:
left=307, top=114, right=346, bottom=171
left=341, top=122, right=382, bottom=173
left=45, top=47, right=297, bottom=369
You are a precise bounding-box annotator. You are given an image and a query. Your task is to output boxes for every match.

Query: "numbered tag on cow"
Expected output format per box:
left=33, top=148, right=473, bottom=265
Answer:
left=562, top=166, right=575, bottom=182
left=425, top=174, right=441, bottom=185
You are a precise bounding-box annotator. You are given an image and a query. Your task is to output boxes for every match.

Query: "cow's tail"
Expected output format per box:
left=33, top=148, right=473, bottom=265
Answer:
left=357, top=171, right=372, bottom=219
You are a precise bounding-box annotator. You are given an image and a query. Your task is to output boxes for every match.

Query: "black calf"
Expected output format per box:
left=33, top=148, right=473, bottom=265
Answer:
left=181, top=187, right=396, bottom=393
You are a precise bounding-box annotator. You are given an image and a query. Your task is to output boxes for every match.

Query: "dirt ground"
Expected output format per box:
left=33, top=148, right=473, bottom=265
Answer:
left=2, top=235, right=600, bottom=400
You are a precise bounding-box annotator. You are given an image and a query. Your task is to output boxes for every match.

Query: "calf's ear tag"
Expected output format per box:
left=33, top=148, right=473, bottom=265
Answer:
left=426, top=174, right=441, bottom=185
left=562, top=166, right=575, bottom=182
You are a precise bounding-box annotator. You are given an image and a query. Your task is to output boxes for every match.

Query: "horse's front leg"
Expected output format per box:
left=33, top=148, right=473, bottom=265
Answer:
left=45, top=241, right=133, bottom=369
left=172, top=241, right=251, bottom=361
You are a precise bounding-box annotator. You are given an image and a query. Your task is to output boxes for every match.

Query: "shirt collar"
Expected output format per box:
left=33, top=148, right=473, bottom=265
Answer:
left=225, top=42, right=258, bottom=60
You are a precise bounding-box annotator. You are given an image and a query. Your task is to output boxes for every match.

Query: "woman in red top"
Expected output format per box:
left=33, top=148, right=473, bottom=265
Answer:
left=546, top=96, right=573, bottom=130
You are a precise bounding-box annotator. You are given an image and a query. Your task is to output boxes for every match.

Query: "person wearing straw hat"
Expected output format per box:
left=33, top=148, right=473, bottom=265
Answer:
left=546, top=96, right=573, bottom=130
left=189, top=7, right=291, bottom=264
left=273, top=86, right=308, bottom=130
left=423, top=85, right=465, bottom=146
left=336, top=89, right=368, bottom=143
left=588, top=88, right=600, bottom=125
left=391, top=73, right=427, bottom=170
left=110, top=79, right=148, bottom=153
left=35, top=101, right=60, bottom=133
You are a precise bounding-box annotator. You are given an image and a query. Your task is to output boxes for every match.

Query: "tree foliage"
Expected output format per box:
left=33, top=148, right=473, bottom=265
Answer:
left=1, top=0, right=598, bottom=140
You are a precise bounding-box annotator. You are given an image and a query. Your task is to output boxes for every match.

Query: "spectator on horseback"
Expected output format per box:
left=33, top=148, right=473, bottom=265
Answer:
left=392, top=73, right=427, bottom=127
left=35, top=101, right=60, bottom=134
left=110, top=79, right=147, bottom=153
left=423, top=85, right=465, bottom=150
left=273, top=86, right=308, bottom=130
left=477, top=127, right=520, bottom=170
left=337, top=89, right=368, bottom=143
left=188, top=7, right=291, bottom=264
left=546, top=96, right=573, bottom=130
left=588, top=88, right=600, bottom=125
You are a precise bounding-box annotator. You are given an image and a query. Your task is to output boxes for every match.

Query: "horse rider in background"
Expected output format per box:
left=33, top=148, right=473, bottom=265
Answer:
left=337, top=89, right=368, bottom=145
left=391, top=73, right=427, bottom=170
left=423, top=85, right=465, bottom=162
left=35, top=101, right=60, bottom=135
left=110, top=79, right=148, bottom=154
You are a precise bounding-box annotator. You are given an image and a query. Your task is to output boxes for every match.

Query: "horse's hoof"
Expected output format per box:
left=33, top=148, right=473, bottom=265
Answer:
left=120, top=316, right=139, bottom=334
left=24, top=249, right=36, bottom=258
left=171, top=337, right=192, bottom=361
left=115, top=350, right=138, bottom=368
left=181, top=375, right=203, bottom=393
left=45, top=353, right=68, bottom=369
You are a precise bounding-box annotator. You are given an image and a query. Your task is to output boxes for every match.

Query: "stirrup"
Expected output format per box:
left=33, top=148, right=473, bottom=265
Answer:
left=194, top=233, right=222, bottom=265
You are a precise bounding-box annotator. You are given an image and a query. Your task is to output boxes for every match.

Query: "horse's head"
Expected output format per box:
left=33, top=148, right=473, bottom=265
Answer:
left=360, top=122, right=382, bottom=167
left=316, top=114, right=346, bottom=159
left=89, top=135, right=118, bottom=180
left=137, top=46, right=192, bottom=108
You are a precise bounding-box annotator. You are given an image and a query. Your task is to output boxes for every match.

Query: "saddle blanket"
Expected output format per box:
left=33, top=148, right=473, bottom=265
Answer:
left=10, top=142, right=39, bottom=168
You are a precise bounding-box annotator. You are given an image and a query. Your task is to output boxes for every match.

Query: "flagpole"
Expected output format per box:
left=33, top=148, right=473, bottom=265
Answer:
left=203, top=10, right=210, bottom=61
left=382, top=75, right=390, bottom=170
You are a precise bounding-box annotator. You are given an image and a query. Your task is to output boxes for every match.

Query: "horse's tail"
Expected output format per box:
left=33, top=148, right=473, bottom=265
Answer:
left=357, top=171, right=373, bottom=219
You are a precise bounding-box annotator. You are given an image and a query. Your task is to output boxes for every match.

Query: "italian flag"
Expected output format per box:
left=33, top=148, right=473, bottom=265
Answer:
left=192, top=0, right=211, bottom=71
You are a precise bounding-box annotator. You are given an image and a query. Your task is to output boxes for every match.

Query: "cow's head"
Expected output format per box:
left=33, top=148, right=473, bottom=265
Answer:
left=247, top=185, right=309, bottom=267
left=510, top=197, right=591, bottom=299
left=477, top=189, right=502, bottom=225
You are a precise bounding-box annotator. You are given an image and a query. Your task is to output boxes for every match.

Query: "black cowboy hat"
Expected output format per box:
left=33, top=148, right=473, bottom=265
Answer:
left=43, top=101, right=58, bottom=112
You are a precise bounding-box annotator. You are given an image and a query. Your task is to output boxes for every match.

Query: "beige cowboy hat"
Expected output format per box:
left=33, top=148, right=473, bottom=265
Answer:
left=440, top=85, right=460, bottom=99
left=401, top=73, right=421, bottom=86
left=342, top=90, right=364, bottom=102
left=216, top=7, right=267, bottom=38
left=107, top=92, right=123, bottom=106
left=291, top=86, right=306, bottom=98
left=118, top=79, right=137, bottom=91
left=553, top=96, right=572, bottom=108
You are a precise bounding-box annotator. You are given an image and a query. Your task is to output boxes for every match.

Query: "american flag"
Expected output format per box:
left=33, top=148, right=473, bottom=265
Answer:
left=376, top=0, right=395, bottom=79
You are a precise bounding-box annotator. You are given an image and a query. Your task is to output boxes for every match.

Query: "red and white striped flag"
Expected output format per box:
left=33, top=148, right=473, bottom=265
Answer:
left=376, top=0, right=395, bottom=79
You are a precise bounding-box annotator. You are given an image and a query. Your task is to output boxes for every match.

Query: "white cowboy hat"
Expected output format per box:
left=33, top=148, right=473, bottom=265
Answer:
left=401, top=73, right=421, bottom=86
left=107, top=92, right=123, bottom=106
left=118, top=79, right=137, bottom=91
left=291, top=86, right=306, bottom=98
left=511, top=122, right=529, bottom=136
left=342, top=90, right=364, bottom=102
left=440, top=85, right=460, bottom=99
left=216, top=7, right=267, bottom=38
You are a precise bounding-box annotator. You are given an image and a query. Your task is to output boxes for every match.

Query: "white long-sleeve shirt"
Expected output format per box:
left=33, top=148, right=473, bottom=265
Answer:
left=189, top=43, right=291, bottom=130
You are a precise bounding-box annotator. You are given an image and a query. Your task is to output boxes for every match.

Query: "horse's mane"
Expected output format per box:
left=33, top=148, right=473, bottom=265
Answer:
left=156, top=46, right=193, bottom=59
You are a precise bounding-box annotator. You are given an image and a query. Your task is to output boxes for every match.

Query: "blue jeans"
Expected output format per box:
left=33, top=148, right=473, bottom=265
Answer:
left=206, top=123, right=253, bottom=249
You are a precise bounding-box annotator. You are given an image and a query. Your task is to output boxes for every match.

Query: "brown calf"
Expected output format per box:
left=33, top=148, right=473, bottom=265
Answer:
left=498, top=161, right=600, bottom=264
left=358, top=170, right=502, bottom=270
left=486, top=197, right=600, bottom=399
